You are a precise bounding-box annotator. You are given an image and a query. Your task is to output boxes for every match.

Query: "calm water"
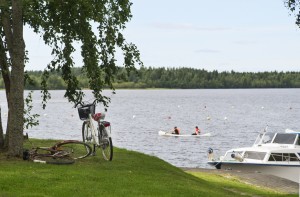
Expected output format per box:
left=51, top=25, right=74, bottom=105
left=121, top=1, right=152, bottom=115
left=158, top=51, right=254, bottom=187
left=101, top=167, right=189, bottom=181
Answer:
left=1, top=89, right=299, bottom=168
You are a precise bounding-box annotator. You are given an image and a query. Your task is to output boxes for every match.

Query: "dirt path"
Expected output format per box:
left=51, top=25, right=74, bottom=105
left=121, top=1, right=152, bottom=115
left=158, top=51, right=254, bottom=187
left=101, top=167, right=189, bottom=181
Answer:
left=181, top=168, right=299, bottom=194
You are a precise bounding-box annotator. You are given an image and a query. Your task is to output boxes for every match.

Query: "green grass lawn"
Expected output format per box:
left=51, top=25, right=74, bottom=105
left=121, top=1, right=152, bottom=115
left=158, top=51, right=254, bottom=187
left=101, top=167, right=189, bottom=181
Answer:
left=0, top=139, right=296, bottom=196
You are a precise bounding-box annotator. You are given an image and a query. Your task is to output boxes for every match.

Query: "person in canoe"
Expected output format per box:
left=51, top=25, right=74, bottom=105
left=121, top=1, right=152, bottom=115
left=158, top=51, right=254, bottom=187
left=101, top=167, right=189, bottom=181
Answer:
left=192, top=126, right=201, bottom=135
left=172, top=126, right=180, bottom=135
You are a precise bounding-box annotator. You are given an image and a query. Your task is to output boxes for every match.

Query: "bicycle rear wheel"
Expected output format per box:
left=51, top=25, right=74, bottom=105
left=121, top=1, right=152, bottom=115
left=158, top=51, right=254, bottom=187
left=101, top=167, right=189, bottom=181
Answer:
left=56, top=141, right=92, bottom=159
left=33, top=156, right=75, bottom=165
left=99, top=127, right=113, bottom=161
left=101, top=137, right=113, bottom=161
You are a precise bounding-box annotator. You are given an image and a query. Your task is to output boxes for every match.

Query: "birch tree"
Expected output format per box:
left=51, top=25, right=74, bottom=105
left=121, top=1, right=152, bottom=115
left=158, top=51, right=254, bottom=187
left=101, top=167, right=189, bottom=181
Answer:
left=0, top=0, right=141, bottom=156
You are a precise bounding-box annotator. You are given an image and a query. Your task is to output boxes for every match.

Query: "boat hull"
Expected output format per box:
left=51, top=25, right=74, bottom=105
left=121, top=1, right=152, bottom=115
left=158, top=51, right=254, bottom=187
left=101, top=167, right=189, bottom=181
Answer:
left=158, top=130, right=211, bottom=137
left=208, top=161, right=300, bottom=183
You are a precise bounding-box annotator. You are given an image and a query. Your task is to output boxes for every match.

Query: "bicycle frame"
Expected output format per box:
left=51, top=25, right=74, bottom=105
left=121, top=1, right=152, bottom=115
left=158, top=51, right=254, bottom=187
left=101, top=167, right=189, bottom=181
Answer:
left=78, top=100, right=113, bottom=161
left=84, top=113, right=111, bottom=145
left=85, top=114, right=99, bottom=145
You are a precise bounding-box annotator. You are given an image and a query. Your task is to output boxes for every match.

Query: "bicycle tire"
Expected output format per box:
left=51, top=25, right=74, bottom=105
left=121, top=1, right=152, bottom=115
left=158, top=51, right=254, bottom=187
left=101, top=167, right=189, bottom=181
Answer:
left=102, top=137, right=113, bottom=161
left=33, top=156, right=75, bottom=165
left=82, top=121, right=92, bottom=143
left=56, top=141, right=92, bottom=159
left=99, top=126, right=113, bottom=161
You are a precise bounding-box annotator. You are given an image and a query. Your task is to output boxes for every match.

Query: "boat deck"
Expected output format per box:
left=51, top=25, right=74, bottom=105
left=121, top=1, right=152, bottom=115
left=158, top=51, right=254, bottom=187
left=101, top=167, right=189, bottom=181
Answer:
left=181, top=167, right=298, bottom=194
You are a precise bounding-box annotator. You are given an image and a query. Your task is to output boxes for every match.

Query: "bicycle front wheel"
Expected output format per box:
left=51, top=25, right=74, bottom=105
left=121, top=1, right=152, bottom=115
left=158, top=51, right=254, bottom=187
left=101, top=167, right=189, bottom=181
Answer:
left=56, top=141, right=92, bottom=159
left=82, top=121, right=92, bottom=143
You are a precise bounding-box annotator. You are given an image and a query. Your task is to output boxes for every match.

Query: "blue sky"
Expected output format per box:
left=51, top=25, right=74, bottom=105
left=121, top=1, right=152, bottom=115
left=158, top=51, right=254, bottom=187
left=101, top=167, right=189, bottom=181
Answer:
left=25, top=0, right=300, bottom=72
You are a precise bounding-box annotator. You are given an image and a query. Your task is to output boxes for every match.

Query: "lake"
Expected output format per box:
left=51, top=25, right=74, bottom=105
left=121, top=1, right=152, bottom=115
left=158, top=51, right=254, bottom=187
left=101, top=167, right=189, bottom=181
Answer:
left=1, top=89, right=299, bottom=168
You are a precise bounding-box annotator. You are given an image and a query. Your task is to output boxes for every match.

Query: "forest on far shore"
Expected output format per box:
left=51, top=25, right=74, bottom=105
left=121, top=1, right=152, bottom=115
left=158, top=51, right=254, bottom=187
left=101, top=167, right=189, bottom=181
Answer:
left=3, top=67, right=300, bottom=90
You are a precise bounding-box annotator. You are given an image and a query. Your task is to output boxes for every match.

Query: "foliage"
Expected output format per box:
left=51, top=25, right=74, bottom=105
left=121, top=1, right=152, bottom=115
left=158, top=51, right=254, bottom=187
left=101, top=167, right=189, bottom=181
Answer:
left=23, top=0, right=142, bottom=108
left=15, top=67, right=300, bottom=89
left=0, top=138, right=291, bottom=196
left=125, top=67, right=300, bottom=89
left=0, top=0, right=141, bottom=156
left=23, top=91, right=40, bottom=129
left=285, top=0, right=300, bottom=26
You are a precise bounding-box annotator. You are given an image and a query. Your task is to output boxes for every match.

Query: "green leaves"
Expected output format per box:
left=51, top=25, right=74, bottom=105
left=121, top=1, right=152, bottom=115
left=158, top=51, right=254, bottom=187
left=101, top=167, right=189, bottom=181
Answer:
left=23, top=0, right=142, bottom=108
left=24, top=91, right=40, bottom=129
left=285, top=0, right=300, bottom=26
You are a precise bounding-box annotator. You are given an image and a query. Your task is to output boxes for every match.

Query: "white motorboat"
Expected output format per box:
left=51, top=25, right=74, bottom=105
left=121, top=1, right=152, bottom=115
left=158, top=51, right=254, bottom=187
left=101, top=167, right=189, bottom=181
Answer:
left=158, top=130, right=211, bottom=137
left=207, top=128, right=300, bottom=183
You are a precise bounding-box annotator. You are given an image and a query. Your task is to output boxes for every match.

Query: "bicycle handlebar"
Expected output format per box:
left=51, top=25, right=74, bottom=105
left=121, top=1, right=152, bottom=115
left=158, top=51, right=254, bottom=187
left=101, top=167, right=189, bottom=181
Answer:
left=74, top=99, right=97, bottom=108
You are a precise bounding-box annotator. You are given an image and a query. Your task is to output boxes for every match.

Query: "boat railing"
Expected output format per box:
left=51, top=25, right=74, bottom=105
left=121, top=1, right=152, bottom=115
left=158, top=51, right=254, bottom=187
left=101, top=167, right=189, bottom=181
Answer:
left=208, top=152, right=227, bottom=163
left=221, top=151, right=244, bottom=161
left=207, top=148, right=226, bottom=162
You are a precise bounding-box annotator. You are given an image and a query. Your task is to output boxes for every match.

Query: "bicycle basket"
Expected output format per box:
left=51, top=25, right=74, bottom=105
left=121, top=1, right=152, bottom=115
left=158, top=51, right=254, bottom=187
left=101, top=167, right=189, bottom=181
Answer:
left=78, top=104, right=95, bottom=120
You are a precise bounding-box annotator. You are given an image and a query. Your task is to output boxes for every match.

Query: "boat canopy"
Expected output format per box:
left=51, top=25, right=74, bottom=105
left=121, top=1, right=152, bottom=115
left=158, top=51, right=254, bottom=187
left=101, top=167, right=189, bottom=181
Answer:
left=254, top=132, right=300, bottom=146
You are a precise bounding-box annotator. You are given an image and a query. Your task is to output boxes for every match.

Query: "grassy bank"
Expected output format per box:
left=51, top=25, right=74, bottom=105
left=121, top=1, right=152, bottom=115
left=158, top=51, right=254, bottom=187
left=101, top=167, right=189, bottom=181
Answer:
left=0, top=139, right=296, bottom=196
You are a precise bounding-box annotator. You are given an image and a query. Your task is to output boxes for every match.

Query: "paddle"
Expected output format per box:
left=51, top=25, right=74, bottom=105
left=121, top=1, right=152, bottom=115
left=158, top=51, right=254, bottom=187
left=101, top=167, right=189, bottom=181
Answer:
left=166, top=130, right=177, bottom=135
left=158, top=130, right=175, bottom=135
left=165, top=127, right=180, bottom=135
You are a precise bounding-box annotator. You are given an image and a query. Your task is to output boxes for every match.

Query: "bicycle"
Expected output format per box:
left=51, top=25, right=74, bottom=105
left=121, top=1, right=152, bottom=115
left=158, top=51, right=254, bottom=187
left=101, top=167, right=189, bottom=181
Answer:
left=76, top=100, right=113, bottom=161
left=23, top=140, right=92, bottom=164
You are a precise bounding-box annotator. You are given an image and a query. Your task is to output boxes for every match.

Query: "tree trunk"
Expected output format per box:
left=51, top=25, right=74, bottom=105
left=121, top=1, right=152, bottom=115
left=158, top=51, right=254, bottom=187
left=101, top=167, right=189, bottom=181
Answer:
left=0, top=107, right=4, bottom=149
left=0, top=38, right=11, bottom=107
left=0, top=34, right=12, bottom=150
left=7, top=0, right=25, bottom=157
left=0, top=0, right=13, bottom=150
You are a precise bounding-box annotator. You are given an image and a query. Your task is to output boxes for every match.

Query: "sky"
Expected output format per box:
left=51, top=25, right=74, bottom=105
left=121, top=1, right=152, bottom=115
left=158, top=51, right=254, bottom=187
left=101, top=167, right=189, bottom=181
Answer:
left=24, top=0, right=300, bottom=72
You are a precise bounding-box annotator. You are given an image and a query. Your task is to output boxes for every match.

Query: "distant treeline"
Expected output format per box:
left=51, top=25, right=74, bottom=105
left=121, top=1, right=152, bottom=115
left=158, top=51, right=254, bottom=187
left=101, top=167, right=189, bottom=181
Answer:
left=2, top=67, right=300, bottom=90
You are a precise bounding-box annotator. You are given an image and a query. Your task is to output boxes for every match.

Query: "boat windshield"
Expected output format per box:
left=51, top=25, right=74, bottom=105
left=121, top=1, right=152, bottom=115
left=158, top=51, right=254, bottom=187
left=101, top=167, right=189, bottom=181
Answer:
left=254, top=132, right=275, bottom=145
left=244, top=151, right=266, bottom=160
left=272, top=133, right=297, bottom=144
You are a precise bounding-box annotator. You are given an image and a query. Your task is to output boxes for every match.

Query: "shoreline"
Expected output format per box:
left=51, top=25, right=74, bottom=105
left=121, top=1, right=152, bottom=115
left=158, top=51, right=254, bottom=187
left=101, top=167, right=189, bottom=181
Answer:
left=181, top=167, right=298, bottom=194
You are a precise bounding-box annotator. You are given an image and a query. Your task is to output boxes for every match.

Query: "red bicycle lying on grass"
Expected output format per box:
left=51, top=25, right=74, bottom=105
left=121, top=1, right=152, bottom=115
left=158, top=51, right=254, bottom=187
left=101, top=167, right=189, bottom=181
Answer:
left=23, top=140, right=92, bottom=164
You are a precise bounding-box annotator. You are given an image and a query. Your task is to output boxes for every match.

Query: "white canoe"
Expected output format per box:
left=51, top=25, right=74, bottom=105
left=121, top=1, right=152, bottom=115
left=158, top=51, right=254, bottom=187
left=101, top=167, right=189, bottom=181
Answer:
left=158, top=130, right=211, bottom=137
